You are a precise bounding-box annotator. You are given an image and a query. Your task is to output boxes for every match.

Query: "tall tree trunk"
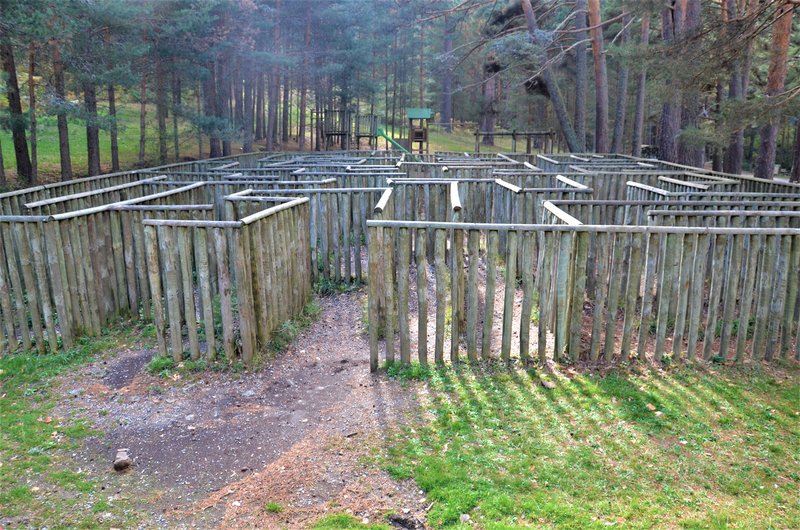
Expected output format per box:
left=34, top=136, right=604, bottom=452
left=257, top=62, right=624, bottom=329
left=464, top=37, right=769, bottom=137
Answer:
left=28, top=45, right=37, bottom=183
left=282, top=72, right=289, bottom=144
left=172, top=70, right=180, bottom=161
left=139, top=74, right=147, bottom=165
left=790, top=120, right=800, bottom=183
left=754, top=2, right=794, bottom=179
left=677, top=0, right=704, bottom=167
left=104, top=30, right=119, bottom=172
left=657, top=5, right=683, bottom=162
left=266, top=0, right=281, bottom=150
left=723, top=0, right=757, bottom=174
left=631, top=13, right=649, bottom=157
left=233, top=57, right=244, bottom=133
left=611, top=12, right=630, bottom=154
left=441, top=14, right=454, bottom=133
left=84, top=82, right=101, bottom=176
left=574, top=0, right=588, bottom=151
left=52, top=42, right=72, bottom=180
left=587, top=0, right=609, bottom=153
left=480, top=58, right=497, bottom=146
left=108, top=84, right=120, bottom=171
left=204, top=63, right=221, bottom=158
left=0, top=137, right=5, bottom=185
left=243, top=58, right=254, bottom=153
left=255, top=74, right=264, bottom=141
left=520, top=0, right=581, bottom=152
left=197, top=82, right=203, bottom=158
left=299, top=8, right=310, bottom=149
left=218, top=58, right=232, bottom=156
left=0, top=40, right=32, bottom=182
left=156, top=58, right=168, bottom=164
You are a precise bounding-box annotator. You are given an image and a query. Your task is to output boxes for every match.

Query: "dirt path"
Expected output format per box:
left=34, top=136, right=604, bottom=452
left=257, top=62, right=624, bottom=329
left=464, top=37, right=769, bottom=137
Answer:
left=57, top=289, right=428, bottom=528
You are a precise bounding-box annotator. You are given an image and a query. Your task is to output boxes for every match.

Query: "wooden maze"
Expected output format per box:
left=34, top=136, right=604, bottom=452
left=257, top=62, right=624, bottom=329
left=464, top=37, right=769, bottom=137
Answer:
left=1, top=150, right=799, bottom=372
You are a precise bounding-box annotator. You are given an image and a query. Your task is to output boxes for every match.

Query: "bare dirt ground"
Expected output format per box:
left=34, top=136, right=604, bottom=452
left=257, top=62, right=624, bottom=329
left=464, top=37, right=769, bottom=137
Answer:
left=55, top=290, right=429, bottom=529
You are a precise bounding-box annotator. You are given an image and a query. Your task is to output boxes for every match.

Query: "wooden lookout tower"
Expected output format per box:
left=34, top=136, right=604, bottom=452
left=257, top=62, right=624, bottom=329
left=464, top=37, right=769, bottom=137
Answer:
left=355, top=114, right=379, bottom=150
left=407, top=108, right=432, bottom=154
left=322, top=109, right=353, bottom=150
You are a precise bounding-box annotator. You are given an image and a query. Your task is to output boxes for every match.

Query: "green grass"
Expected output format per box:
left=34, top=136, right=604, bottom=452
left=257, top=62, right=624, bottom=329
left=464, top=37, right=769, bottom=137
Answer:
left=0, top=101, right=205, bottom=185
left=383, top=364, right=800, bottom=529
left=267, top=299, right=321, bottom=354
left=312, top=513, right=390, bottom=529
left=0, top=322, right=148, bottom=528
left=264, top=501, right=284, bottom=513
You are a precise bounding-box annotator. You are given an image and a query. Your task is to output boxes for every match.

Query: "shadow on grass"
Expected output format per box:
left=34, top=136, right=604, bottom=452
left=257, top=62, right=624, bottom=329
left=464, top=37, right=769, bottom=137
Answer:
left=380, top=361, right=800, bottom=529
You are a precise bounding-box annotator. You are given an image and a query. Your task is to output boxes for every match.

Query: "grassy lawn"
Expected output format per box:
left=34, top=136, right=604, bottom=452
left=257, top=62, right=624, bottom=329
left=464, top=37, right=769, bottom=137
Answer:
left=0, top=322, right=151, bottom=529
left=0, top=102, right=202, bottom=185
left=383, top=363, right=799, bottom=529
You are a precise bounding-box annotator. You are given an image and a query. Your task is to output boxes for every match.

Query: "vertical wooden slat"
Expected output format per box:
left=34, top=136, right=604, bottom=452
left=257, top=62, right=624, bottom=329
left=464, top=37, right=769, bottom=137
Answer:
left=434, top=228, right=447, bottom=364
left=397, top=227, right=411, bottom=364
left=416, top=228, right=428, bottom=365
left=482, top=230, right=499, bottom=360
left=501, top=230, right=518, bottom=362
left=519, top=231, right=536, bottom=364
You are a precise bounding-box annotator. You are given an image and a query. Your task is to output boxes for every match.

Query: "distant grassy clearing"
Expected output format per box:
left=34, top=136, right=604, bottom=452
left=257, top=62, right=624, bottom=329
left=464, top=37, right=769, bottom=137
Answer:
left=384, top=364, right=799, bottom=529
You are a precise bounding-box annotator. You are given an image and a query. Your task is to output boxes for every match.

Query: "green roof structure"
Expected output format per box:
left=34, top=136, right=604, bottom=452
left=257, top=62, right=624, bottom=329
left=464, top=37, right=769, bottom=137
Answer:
left=406, top=108, right=432, bottom=120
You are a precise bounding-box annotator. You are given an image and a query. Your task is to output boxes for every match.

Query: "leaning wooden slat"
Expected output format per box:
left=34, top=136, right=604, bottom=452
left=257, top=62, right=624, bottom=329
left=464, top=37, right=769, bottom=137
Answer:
left=654, top=233, right=681, bottom=362
left=0, top=227, right=17, bottom=352
left=686, top=234, right=711, bottom=361
left=765, top=235, right=789, bottom=361
left=79, top=216, right=102, bottom=333
left=57, top=222, right=82, bottom=330
left=779, top=235, right=800, bottom=358
left=434, top=228, right=447, bottom=364
left=482, top=230, right=499, bottom=361
left=109, top=212, right=128, bottom=314
left=143, top=224, right=168, bottom=356
left=501, top=230, right=518, bottom=362
left=120, top=211, right=138, bottom=313
left=29, top=222, right=58, bottom=352
left=353, top=192, right=363, bottom=282
left=234, top=225, right=256, bottom=364
left=134, top=211, right=151, bottom=319
left=752, top=234, right=776, bottom=360
left=603, top=232, right=626, bottom=360
left=160, top=226, right=184, bottom=361
left=177, top=227, right=200, bottom=360
left=718, top=234, right=743, bottom=360
left=671, top=233, right=696, bottom=360
left=620, top=232, right=643, bottom=359
left=701, top=235, right=727, bottom=361
left=636, top=232, right=660, bottom=360
left=250, top=220, right=268, bottom=346
left=519, top=231, right=536, bottom=364
left=15, top=223, right=45, bottom=352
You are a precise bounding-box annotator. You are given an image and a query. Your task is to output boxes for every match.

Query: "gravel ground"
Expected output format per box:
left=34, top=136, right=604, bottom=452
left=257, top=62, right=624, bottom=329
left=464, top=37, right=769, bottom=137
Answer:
left=55, top=289, right=428, bottom=528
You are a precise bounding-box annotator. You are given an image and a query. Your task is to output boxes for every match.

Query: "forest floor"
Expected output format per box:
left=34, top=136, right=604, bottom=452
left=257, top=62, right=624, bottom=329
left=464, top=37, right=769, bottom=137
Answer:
left=1, top=287, right=799, bottom=529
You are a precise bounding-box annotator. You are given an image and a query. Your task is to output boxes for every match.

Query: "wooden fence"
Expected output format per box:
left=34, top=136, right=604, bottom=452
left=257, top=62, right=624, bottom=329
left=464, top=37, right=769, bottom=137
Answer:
left=143, top=198, right=312, bottom=363
left=367, top=221, right=800, bottom=370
